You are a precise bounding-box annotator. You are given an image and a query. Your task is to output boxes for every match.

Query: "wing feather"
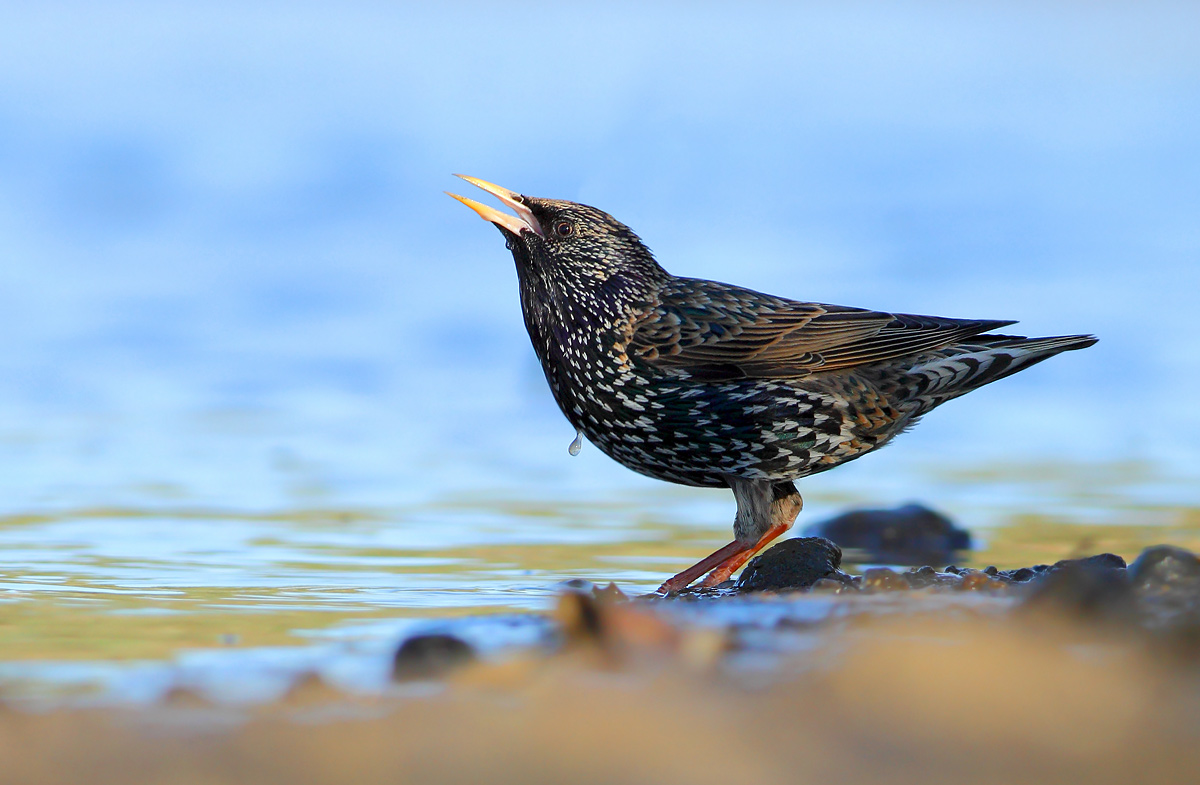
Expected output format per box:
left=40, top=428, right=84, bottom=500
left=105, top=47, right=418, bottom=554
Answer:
left=628, top=278, right=1014, bottom=379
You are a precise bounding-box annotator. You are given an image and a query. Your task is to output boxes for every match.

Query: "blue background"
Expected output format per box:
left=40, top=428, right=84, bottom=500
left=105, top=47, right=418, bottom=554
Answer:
left=0, top=2, right=1196, bottom=514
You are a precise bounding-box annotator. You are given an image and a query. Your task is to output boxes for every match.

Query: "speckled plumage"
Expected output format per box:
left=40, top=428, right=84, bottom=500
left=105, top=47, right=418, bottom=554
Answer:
left=449, top=177, right=1097, bottom=592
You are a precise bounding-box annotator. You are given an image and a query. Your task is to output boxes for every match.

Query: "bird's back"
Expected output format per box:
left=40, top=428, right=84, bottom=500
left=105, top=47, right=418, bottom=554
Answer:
left=556, top=276, right=1095, bottom=487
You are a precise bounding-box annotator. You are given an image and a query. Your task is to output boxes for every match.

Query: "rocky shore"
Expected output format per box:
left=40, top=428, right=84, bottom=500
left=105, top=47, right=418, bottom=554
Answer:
left=7, top=506, right=1200, bottom=785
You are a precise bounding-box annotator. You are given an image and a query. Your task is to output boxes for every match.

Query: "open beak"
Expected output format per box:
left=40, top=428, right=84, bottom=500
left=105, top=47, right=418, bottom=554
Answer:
left=446, top=175, right=545, bottom=238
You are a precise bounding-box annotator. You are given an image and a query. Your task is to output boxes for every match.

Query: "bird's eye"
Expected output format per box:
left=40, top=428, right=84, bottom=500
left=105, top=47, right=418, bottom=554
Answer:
left=554, top=220, right=574, bottom=238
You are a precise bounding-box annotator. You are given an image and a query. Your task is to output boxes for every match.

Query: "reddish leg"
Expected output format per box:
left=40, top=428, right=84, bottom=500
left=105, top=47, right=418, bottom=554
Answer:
left=656, top=539, right=752, bottom=595
left=696, top=519, right=792, bottom=588
left=657, top=482, right=802, bottom=595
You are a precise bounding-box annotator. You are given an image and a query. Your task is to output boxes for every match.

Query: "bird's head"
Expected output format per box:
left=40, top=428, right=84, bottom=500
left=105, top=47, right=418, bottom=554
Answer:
left=448, top=176, right=668, bottom=306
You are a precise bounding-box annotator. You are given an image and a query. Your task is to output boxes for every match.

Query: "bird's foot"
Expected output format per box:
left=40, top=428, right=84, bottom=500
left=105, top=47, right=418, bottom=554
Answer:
left=696, top=519, right=794, bottom=588
left=658, top=482, right=802, bottom=594
left=656, top=540, right=751, bottom=595
left=657, top=518, right=797, bottom=594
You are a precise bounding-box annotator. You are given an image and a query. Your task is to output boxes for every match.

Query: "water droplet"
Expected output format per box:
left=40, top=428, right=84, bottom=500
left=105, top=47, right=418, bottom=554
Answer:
left=568, top=430, right=583, bottom=456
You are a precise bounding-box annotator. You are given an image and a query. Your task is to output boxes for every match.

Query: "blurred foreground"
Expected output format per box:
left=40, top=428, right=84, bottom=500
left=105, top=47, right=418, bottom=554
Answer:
left=5, top=545, right=1200, bottom=785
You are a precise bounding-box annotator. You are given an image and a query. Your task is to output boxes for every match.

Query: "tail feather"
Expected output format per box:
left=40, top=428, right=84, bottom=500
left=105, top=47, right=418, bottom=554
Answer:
left=900, top=333, right=1096, bottom=414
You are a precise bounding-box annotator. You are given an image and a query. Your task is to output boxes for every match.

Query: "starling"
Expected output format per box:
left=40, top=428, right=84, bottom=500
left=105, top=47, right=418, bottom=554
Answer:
left=448, top=176, right=1096, bottom=594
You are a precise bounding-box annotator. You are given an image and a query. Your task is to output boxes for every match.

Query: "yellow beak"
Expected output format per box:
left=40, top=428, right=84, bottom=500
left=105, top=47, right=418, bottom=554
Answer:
left=446, top=174, right=544, bottom=238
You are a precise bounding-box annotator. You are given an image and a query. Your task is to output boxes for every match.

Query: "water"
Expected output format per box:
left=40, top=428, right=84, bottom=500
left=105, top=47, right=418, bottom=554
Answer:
left=0, top=2, right=1198, bottom=703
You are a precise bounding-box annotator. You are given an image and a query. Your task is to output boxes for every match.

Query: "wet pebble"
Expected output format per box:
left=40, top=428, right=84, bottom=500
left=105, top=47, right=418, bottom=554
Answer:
left=895, top=565, right=955, bottom=589
left=1051, top=553, right=1127, bottom=572
left=999, top=567, right=1037, bottom=583
left=1128, top=545, right=1200, bottom=594
left=392, top=633, right=477, bottom=681
left=862, top=567, right=909, bottom=592
left=593, top=582, right=630, bottom=602
left=736, top=537, right=848, bottom=592
left=555, top=589, right=606, bottom=644
left=560, top=588, right=694, bottom=664
left=805, top=503, right=970, bottom=566
left=1124, top=545, right=1200, bottom=649
left=1020, top=563, right=1135, bottom=624
left=957, top=569, right=1005, bottom=593
left=902, top=565, right=942, bottom=589
left=811, top=577, right=849, bottom=593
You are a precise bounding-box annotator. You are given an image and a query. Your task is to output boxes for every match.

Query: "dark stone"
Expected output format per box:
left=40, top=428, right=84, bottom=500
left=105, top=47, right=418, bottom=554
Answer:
left=1020, top=563, right=1135, bottom=624
left=804, top=503, right=971, bottom=566
left=1128, top=545, right=1200, bottom=593
left=392, top=633, right=477, bottom=681
left=593, top=581, right=629, bottom=602
left=1002, top=567, right=1037, bottom=583
left=1125, top=546, right=1200, bottom=648
left=896, top=565, right=959, bottom=589
left=904, top=565, right=940, bottom=589
left=983, top=566, right=999, bottom=576
left=736, top=537, right=846, bottom=592
left=1051, top=553, right=1127, bottom=572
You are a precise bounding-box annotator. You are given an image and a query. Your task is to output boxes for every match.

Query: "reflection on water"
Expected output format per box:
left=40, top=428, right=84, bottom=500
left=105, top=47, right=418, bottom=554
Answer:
left=0, top=3, right=1198, bottom=702
left=1, top=459, right=1198, bottom=704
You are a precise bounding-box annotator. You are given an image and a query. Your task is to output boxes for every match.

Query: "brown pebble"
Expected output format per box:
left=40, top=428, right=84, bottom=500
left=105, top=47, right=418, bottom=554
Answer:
left=957, top=570, right=1005, bottom=593
left=811, top=578, right=845, bottom=593
left=555, top=588, right=680, bottom=658
left=593, top=582, right=629, bottom=602
left=862, top=567, right=909, bottom=592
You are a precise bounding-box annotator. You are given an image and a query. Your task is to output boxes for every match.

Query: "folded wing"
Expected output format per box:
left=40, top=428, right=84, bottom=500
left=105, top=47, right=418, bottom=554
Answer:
left=628, top=278, right=1014, bottom=380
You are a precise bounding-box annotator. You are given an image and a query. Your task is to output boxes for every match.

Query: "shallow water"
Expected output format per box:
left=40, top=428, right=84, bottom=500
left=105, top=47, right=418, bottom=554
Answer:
left=0, top=3, right=1198, bottom=704
left=1, top=458, right=1197, bottom=705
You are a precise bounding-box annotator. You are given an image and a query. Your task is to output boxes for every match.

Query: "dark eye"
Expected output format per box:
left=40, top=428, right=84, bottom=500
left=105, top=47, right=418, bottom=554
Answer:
left=554, top=220, right=574, bottom=237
